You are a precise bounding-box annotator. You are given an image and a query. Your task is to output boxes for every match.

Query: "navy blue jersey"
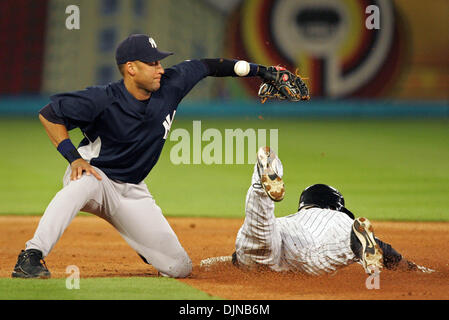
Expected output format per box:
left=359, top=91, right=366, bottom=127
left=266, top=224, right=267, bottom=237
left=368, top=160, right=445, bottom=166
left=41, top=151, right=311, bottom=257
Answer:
left=49, top=59, right=209, bottom=184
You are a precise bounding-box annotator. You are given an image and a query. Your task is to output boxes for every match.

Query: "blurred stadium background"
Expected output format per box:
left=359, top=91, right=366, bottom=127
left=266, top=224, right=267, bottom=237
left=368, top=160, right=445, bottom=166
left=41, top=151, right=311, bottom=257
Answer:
left=0, top=0, right=447, bottom=108
left=0, top=0, right=448, bottom=219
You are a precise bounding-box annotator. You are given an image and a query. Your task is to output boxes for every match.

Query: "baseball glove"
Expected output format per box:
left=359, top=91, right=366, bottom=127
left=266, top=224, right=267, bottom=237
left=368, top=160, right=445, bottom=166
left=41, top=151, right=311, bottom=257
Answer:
left=258, top=66, right=310, bottom=103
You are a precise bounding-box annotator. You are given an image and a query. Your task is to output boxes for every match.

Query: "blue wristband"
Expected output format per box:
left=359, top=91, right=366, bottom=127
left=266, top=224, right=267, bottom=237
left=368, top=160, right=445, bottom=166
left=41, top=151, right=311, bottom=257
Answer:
left=57, top=139, right=82, bottom=163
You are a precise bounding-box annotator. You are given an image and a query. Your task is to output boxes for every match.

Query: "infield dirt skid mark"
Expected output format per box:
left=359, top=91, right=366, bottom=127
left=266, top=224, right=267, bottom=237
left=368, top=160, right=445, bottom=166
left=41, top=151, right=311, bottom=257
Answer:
left=1, top=216, right=448, bottom=299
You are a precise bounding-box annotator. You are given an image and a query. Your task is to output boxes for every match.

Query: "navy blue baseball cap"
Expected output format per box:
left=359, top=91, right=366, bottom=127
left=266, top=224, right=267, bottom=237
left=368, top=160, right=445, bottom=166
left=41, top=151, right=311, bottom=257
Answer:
left=115, top=34, right=173, bottom=65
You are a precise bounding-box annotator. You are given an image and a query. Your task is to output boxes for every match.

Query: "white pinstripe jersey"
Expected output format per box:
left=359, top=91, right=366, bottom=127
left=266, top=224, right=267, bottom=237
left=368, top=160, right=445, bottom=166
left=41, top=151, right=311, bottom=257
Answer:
left=235, top=186, right=356, bottom=275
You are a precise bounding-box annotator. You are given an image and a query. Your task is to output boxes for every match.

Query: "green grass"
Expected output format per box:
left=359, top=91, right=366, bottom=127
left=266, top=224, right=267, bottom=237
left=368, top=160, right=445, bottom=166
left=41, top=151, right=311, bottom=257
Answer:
left=0, top=117, right=448, bottom=300
left=0, top=277, right=220, bottom=300
left=0, top=118, right=448, bottom=221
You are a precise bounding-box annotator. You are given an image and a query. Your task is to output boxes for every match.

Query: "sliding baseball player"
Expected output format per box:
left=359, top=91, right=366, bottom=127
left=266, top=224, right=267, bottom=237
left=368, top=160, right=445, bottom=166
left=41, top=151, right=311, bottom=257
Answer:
left=202, top=147, right=434, bottom=275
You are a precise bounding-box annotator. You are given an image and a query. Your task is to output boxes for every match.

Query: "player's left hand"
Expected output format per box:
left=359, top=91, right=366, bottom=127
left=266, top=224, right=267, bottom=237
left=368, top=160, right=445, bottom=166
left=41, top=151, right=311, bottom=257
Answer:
left=258, top=66, right=310, bottom=103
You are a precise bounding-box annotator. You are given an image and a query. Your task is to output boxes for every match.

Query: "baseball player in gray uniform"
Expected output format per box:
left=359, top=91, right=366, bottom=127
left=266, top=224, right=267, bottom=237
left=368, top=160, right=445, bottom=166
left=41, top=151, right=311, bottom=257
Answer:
left=11, top=34, right=299, bottom=279
left=231, top=146, right=434, bottom=275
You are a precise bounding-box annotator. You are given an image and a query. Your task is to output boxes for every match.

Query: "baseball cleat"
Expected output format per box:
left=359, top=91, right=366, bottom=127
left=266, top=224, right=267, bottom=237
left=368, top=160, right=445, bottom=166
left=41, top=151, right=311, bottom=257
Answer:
left=257, top=146, right=285, bottom=202
left=352, top=217, right=383, bottom=274
left=12, top=249, right=51, bottom=279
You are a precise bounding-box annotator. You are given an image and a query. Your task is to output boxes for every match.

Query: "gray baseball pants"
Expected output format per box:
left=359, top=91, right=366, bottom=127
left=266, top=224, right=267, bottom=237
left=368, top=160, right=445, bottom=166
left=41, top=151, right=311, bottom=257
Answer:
left=26, top=166, right=192, bottom=278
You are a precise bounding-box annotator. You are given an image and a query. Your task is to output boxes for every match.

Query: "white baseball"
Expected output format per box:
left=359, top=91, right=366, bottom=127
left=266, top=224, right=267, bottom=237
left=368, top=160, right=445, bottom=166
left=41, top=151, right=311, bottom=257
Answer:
left=234, top=60, right=250, bottom=77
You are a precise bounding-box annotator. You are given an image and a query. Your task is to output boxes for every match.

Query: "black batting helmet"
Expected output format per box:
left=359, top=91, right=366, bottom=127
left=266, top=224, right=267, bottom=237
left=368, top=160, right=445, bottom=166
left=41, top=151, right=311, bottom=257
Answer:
left=298, top=184, right=355, bottom=219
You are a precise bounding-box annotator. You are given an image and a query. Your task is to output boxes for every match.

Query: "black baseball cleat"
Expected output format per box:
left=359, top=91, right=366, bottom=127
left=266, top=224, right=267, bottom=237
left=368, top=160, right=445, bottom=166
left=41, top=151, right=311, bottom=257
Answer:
left=12, top=249, right=51, bottom=279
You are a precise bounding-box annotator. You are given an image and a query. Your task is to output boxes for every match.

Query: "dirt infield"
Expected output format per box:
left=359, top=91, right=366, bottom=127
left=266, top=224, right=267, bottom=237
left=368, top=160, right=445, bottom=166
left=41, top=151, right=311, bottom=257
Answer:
left=1, top=216, right=448, bottom=300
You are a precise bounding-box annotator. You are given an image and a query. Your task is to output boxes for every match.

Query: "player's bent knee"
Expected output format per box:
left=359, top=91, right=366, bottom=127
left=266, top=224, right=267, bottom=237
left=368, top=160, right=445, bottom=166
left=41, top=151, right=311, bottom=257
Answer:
left=156, top=251, right=192, bottom=278
left=164, top=254, right=192, bottom=278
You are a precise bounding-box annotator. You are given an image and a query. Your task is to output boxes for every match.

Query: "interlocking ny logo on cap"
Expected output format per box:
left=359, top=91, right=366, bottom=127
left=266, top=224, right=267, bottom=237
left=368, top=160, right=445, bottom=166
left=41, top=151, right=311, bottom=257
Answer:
left=148, top=37, right=157, bottom=48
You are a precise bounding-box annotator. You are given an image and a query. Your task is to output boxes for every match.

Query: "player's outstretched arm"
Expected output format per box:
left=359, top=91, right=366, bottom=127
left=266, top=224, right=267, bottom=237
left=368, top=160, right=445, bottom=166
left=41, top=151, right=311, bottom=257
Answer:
left=200, top=59, right=309, bottom=102
left=388, top=257, right=435, bottom=273
left=374, top=238, right=435, bottom=273
left=200, top=58, right=260, bottom=78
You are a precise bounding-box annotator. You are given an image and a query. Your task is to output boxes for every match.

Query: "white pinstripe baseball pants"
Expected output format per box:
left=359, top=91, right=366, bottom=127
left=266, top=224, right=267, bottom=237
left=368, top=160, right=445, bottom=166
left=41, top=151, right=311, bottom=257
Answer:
left=235, top=165, right=356, bottom=275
